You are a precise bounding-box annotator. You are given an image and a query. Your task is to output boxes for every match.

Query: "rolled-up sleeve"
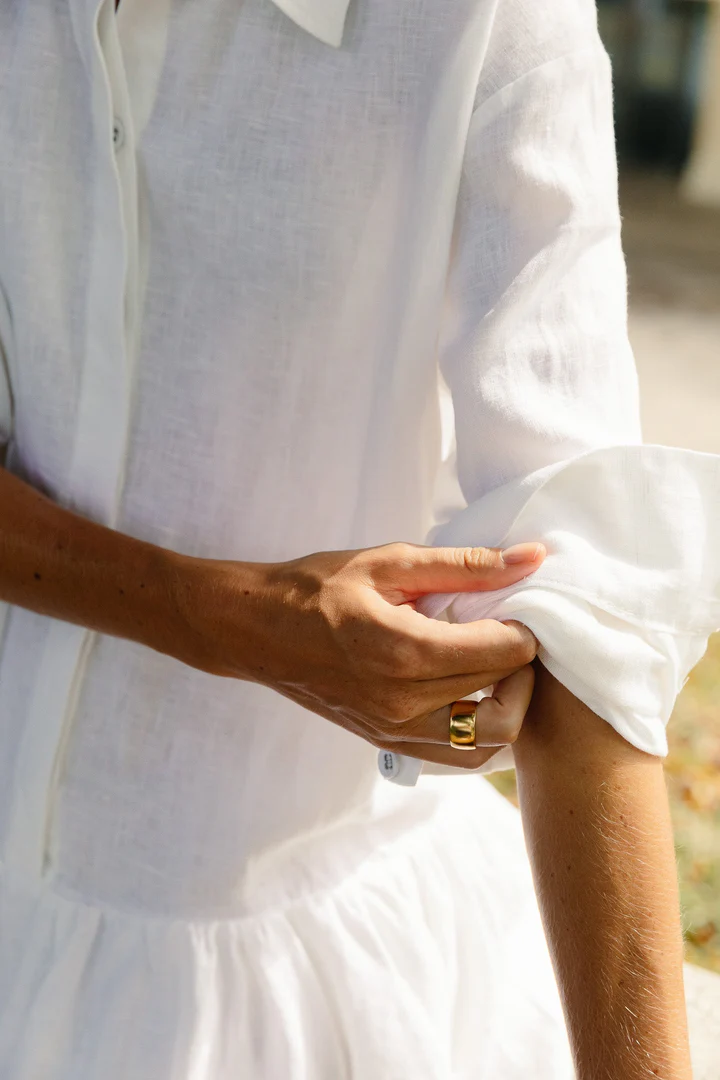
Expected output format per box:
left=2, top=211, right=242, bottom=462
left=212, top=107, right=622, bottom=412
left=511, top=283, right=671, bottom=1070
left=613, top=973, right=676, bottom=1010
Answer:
left=418, top=39, right=720, bottom=760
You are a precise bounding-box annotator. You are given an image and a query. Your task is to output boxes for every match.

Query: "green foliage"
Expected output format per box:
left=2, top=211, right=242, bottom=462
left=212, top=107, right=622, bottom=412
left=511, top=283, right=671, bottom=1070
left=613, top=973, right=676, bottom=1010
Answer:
left=667, top=634, right=720, bottom=972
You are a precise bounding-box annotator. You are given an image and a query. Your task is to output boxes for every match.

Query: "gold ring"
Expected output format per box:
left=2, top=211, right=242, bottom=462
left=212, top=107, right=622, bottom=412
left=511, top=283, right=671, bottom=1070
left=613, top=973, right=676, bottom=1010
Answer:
left=449, top=699, right=478, bottom=750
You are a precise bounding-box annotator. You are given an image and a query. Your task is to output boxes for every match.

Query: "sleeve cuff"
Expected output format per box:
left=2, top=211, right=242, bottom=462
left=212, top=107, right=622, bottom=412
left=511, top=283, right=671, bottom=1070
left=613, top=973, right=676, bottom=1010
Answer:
left=416, top=444, right=720, bottom=759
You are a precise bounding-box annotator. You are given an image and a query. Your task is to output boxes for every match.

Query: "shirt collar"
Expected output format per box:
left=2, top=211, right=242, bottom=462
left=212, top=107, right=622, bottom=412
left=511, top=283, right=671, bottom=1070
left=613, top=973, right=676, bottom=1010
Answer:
left=270, top=0, right=351, bottom=47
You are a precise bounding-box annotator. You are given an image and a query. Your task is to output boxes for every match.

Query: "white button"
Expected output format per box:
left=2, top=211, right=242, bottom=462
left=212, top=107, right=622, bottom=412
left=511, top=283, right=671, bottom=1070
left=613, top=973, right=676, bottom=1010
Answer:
left=378, top=750, right=400, bottom=780
left=112, top=117, right=125, bottom=151
left=377, top=750, right=423, bottom=786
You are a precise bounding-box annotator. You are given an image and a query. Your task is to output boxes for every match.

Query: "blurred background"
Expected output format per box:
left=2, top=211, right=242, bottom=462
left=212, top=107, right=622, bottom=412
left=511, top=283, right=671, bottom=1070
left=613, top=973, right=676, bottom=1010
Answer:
left=492, top=0, right=720, bottom=982
left=607, top=0, right=720, bottom=978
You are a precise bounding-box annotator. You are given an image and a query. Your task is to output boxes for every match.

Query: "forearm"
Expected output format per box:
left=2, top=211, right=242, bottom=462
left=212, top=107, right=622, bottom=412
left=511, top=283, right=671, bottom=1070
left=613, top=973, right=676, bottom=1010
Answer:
left=0, top=465, right=197, bottom=662
left=513, top=662, right=691, bottom=1080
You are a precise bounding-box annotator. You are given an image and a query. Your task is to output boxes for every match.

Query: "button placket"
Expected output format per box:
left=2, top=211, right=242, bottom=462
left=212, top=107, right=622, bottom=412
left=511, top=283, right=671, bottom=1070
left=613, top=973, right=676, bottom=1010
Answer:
left=69, top=0, right=139, bottom=526
left=29, top=0, right=141, bottom=882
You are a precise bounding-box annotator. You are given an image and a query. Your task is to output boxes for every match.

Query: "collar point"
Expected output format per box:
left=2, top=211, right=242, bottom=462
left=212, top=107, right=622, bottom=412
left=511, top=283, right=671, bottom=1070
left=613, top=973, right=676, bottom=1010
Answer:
left=271, top=0, right=348, bottom=47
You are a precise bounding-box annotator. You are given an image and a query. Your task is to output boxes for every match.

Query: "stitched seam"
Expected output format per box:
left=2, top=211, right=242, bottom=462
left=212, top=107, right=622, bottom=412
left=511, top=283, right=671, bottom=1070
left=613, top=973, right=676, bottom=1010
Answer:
left=471, top=41, right=608, bottom=122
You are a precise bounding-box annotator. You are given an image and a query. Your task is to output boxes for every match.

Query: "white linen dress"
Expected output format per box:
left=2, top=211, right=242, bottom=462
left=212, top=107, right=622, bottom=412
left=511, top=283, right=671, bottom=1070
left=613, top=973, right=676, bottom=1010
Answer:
left=0, top=0, right=719, bottom=1076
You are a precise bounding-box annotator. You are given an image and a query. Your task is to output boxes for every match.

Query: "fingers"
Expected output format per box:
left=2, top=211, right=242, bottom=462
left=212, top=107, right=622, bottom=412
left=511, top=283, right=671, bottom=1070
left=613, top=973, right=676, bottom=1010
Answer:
left=372, top=666, right=536, bottom=767
left=473, top=665, right=536, bottom=744
left=423, top=618, right=539, bottom=676
left=408, top=664, right=528, bottom=712
left=368, top=540, right=545, bottom=602
left=379, top=605, right=539, bottom=679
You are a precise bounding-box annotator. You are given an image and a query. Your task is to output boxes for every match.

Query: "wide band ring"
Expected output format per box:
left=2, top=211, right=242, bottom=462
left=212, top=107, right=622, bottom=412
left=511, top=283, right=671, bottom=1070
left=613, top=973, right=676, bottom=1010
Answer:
left=449, top=699, right=478, bottom=750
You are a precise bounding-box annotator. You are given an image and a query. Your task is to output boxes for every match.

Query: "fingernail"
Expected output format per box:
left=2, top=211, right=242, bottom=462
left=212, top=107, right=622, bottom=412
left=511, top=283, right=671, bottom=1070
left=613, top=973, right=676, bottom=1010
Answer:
left=501, top=542, right=545, bottom=566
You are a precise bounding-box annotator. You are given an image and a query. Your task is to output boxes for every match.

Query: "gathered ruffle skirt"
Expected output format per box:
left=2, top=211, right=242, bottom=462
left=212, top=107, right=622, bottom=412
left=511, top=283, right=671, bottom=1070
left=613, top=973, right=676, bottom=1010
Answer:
left=0, top=776, right=573, bottom=1079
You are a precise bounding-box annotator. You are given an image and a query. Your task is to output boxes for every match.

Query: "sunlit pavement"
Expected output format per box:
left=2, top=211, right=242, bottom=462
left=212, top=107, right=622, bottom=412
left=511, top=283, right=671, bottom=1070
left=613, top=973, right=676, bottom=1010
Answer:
left=622, top=173, right=720, bottom=455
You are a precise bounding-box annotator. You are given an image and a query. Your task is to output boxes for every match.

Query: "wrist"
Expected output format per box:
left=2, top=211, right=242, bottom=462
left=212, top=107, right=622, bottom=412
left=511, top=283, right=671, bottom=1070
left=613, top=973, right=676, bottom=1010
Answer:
left=156, top=550, right=267, bottom=679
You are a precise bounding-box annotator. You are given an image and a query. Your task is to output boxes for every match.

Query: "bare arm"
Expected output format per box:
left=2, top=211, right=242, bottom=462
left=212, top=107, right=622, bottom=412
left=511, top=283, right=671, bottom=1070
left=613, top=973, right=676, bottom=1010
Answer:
left=0, top=464, right=184, bottom=657
left=513, top=663, right=692, bottom=1080
left=0, top=463, right=542, bottom=764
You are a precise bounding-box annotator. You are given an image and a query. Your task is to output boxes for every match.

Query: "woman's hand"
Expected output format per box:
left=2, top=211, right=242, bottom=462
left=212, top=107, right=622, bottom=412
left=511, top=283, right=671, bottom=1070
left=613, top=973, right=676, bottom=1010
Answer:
left=169, top=540, right=545, bottom=768
left=0, top=465, right=543, bottom=768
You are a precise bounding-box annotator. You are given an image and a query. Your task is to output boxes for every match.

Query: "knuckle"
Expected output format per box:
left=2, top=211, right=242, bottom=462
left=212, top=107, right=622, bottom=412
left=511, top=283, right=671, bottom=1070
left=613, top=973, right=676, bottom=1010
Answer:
left=507, top=635, right=537, bottom=667
left=378, top=691, right=415, bottom=725
left=514, top=642, right=536, bottom=667
left=388, top=699, right=413, bottom=724
left=381, top=541, right=416, bottom=569
left=396, top=712, right=427, bottom=740
left=392, top=647, right=421, bottom=680
left=504, top=715, right=524, bottom=744
left=369, top=650, right=408, bottom=680
left=502, top=621, right=538, bottom=665
left=382, top=636, right=422, bottom=680
left=365, top=541, right=421, bottom=590
left=373, top=700, right=399, bottom=725
left=520, top=638, right=538, bottom=665
left=367, top=650, right=399, bottom=678
left=459, top=546, right=497, bottom=573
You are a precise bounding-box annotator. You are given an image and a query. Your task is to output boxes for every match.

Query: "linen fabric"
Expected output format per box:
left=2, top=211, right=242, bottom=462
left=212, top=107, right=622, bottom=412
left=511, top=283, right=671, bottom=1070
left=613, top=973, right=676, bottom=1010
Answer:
left=413, top=443, right=720, bottom=776
left=0, top=0, right=717, bottom=1076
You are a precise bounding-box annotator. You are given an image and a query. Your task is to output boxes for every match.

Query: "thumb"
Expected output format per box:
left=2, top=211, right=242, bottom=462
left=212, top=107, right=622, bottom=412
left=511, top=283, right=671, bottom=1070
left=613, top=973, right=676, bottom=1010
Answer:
left=373, top=541, right=545, bottom=600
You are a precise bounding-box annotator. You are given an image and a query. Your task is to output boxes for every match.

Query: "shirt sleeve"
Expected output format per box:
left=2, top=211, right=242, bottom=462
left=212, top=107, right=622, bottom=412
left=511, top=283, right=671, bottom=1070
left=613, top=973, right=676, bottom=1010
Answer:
left=416, top=37, right=720, bottom=762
